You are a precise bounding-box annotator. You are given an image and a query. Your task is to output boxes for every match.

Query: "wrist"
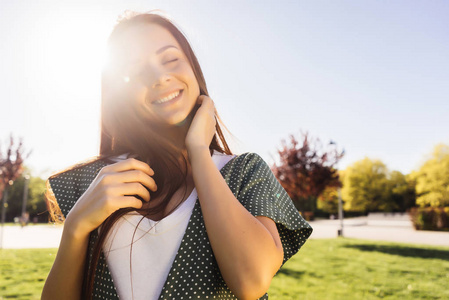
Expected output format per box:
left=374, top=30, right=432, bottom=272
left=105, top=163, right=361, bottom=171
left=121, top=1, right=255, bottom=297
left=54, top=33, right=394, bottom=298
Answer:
left=187, top=146, right=211, bottom=164
left=63, top=216, right=90, bottom=241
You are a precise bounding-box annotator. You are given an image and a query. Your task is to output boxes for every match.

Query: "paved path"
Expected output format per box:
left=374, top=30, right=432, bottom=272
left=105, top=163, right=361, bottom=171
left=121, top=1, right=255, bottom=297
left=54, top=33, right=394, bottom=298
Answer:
left=308, top=217, right=449, bottom=247
left=0, top=224, right=63, bottom=249
left=1, top=217, right=449, bottom=249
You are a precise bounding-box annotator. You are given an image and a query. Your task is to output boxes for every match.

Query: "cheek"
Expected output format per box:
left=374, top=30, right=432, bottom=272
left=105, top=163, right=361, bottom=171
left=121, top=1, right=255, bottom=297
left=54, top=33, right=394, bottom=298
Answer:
left=176, top=62, right=200, bottom=95
left=190, top=80, right=200, bottom=101
left=120, top=83, right=150, bottom=114
left=185, top=72, right=200, bottom=99
left=134, top=87, right=148, bottom=101
left=118, top=79, right=147, bottom=98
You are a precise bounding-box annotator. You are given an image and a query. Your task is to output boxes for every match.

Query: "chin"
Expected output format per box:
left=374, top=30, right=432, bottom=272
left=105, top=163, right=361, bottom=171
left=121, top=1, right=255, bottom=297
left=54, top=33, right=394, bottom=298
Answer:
left=161, top=111, right=192, bottom=127
left=166, top=103, right=199, bottom=127
left=173, top=119, right=190, bottom=127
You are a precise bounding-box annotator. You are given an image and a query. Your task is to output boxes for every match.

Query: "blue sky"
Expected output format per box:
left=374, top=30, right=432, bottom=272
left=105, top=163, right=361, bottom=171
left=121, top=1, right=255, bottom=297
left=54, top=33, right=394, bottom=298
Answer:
left=1, top=0, right=448, bottom=178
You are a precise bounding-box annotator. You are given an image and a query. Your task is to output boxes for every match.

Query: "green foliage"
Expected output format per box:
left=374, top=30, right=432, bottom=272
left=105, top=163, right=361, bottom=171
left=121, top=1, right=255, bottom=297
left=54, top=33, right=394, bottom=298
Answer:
left=411, top=144, right=449, bottom=207
left=388, top=171, right=416, bottom=211
left=317, top=185, right=339, bottom=214
left=410, top=207, right=449, bottom=231
left=341, top=158, right=416, bottom=213
left=3, top=171, right=48, bottom=223
left=27, top=176, right=48, bottom=222
left=342, top=158, right=391, bottom=212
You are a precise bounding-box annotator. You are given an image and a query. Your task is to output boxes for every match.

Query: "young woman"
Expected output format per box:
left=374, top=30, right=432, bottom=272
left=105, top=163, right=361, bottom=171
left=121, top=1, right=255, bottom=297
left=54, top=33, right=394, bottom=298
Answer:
left=42, top=11, right=312, bottom=300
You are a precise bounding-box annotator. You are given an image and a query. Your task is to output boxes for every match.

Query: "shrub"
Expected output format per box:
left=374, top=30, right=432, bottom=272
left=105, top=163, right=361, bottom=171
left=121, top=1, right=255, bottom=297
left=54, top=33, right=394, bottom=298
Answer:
left=410, top=207, right=449, bottom=231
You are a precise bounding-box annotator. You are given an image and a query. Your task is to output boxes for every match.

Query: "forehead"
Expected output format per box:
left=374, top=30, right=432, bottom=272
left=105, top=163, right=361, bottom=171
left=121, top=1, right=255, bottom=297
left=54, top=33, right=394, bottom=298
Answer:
left=116, top=23, right=182, bottom=61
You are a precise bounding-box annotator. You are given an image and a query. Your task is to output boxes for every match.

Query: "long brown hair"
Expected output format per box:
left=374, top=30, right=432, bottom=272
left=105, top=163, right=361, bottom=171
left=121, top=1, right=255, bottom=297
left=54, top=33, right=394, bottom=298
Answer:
left=45, top=10, right=232, bottom=299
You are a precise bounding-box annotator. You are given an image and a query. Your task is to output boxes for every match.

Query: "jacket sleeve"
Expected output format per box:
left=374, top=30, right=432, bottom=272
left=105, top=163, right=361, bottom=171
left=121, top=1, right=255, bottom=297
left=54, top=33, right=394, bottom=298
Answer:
left=47, top=160, right=108, bottom=219
left=222, top=152, right=313, bottom=265
left=48, top=169, right=81, bottom=219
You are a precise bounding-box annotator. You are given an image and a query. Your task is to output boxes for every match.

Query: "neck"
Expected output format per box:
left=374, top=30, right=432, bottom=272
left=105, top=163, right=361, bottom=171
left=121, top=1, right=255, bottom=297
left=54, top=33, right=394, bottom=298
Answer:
left=163, top=110, right=196, bottom=149
left=165, top=125, right=189, bottom=149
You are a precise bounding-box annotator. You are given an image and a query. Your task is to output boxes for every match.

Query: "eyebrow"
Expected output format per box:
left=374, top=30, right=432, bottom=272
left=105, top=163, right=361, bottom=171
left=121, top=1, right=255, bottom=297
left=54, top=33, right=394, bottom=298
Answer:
left=156, top=45, right=179, bottom=55
left=126, top=45, right=179, bottom=65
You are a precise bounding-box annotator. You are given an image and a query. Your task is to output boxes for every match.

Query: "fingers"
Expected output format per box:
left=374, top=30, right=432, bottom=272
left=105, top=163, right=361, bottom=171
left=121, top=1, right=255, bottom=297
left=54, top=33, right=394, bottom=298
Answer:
left=197, top=95, right=216, bottom=120
left=115, top=182, right=151, bottom=202
left=119, top=196, right=144, bottom=210
left=95, top=158, right=157, bottom=204
left=197, top=95, right=214, bottom=108
left=68, top=158, right=157, bottom=234
left=101, top=158, right=154, bottom=177
left=108, top=169, right=157, bottom=192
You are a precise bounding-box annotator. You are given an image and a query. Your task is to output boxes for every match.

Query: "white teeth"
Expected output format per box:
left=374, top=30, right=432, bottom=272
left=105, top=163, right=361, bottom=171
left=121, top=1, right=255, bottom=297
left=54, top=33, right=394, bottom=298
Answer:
left=154, top=90, right=180, bottom=104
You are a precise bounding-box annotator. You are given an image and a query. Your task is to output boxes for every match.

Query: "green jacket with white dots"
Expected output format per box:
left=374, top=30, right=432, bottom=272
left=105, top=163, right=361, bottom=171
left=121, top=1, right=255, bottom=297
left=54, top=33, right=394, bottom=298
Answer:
left=49, top=152, right=313, bottom=299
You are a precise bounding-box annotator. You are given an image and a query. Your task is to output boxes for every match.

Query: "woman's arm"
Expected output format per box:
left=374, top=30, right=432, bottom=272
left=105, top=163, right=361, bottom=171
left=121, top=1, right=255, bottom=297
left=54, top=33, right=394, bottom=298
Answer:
left=186, top=96, right=284, bottom=299
left=41, top=222, right=90, bottom=300
left=42, top=159, right=157, bottom=299
left=189, top=148, right=284, bottom=300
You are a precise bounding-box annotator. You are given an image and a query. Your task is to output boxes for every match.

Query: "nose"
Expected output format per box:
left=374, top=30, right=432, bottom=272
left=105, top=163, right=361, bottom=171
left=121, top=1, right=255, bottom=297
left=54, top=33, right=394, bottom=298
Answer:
left=149, top=67, right=172, bottom=89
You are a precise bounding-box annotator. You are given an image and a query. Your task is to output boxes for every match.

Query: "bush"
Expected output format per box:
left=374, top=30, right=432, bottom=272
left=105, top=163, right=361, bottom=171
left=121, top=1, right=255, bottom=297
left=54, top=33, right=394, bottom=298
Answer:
left=410, top=207, right=449, bottom=231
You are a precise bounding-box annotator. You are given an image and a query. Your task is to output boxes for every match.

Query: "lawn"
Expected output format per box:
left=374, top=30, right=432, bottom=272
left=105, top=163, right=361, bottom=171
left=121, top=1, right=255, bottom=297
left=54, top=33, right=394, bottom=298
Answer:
left=1, top=238, right=448, bottom=299
left=268, top=238, right=449, bottom=300
left=0, top=247, right=57, bottom=299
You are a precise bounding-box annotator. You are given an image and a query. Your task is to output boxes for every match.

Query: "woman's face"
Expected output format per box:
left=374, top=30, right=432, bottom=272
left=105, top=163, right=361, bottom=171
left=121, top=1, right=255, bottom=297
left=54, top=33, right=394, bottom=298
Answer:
left=115, top=23, right=200, bottom=126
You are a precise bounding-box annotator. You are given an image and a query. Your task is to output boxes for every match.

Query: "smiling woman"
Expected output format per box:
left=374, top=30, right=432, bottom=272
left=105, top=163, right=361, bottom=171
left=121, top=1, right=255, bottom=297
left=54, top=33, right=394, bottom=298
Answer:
left=41, top=10, right=312, bottom=300
left=108, top=23, right=200, bottom=126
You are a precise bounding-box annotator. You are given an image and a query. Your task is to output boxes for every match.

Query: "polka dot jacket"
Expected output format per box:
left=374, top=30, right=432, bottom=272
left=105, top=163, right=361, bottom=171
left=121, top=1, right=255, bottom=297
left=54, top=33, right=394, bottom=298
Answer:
left=48, top=152, right=313, bottom=299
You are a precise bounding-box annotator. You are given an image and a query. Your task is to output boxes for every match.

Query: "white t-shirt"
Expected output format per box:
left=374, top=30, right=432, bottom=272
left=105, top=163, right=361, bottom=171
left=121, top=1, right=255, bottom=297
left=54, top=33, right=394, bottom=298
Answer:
left=102, top=150, right=235, bottom=300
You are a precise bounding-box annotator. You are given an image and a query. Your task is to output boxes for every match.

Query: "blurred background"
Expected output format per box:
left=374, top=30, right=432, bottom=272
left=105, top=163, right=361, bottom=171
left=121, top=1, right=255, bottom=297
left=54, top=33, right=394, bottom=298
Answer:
left=1, top=1, right=448, bottom=299
left=1, top=0, right=448, bottom=178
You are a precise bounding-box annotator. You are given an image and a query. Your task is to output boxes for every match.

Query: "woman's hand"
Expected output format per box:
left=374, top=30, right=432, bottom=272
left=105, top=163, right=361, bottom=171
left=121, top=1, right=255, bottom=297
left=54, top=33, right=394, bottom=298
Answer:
left=64, top=158, right=157, bottom=237
left=185, top=95, right=216, bottom=154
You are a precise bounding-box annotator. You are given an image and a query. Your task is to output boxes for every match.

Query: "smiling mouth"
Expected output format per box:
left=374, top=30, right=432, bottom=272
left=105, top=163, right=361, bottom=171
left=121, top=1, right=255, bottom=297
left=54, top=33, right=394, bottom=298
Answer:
left=152, top=90, right=183, bottom=105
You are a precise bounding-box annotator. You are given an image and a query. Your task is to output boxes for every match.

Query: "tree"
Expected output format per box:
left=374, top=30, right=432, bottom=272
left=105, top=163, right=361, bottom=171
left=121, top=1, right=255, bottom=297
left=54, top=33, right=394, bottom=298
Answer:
left=341, top=158, right=415, bottom=213
left=271, top=132, right=344, bottom=213
left=0, top=134, right=31, bottom=225
left=411, top=143, right=449, bottom=207
left=341, top=158, right=391, bottom=212
left=388, top=171, right=416, bottom=211
left=317, top=185, right=340, bottom=215
left=6, top=172, right=47, bottom=222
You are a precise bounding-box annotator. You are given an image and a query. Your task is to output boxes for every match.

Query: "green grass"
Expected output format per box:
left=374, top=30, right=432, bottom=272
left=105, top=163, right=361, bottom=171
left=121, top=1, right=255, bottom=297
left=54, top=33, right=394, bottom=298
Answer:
left=1, top=239, right=448, bottom=299
left=1, top=223, right=25, bottom=227
left=268, top=238, right=449, bottom=299
left=0, top=248, right=57, bottom=300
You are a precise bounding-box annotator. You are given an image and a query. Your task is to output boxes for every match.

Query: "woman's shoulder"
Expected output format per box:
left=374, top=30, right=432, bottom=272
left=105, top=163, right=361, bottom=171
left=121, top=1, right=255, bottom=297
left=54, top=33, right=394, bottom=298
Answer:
left=233, top=152, right=265, bottom=161
left=48, top=153, right=130, bottom=181
left=224, top=152, right=269, bottom=169
left=48, top=157, right=107, bottom=181
left=221, top=151, right=262, bottom=162
left=219, top=152, right=273, bottom=180
left=47, top=156, right=122, bottom=219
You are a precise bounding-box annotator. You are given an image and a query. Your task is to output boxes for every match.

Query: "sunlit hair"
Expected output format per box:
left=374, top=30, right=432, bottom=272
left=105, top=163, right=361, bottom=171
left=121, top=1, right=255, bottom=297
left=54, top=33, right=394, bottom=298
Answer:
left=45, top=10, right=232, bottom=299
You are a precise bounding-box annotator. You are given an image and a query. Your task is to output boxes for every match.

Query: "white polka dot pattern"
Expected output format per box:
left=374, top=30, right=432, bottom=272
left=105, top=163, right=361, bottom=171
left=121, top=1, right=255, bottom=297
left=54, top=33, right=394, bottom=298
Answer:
left=48, top=153, right=313, bottom=299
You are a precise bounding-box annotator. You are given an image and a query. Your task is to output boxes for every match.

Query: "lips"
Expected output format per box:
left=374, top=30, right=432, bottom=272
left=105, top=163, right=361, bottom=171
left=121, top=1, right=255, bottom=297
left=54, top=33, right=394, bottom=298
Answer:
left=152, top=89, right=184, bottom=105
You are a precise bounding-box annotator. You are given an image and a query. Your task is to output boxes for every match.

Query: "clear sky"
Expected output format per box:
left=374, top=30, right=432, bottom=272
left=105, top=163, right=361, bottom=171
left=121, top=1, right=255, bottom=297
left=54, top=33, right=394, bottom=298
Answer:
left=1, top=0, right=448, bottom=179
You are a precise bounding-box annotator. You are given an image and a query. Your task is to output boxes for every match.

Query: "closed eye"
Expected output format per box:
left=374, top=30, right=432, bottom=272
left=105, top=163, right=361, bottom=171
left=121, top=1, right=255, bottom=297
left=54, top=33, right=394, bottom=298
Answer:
left=164, top=59, right=178, bottom=64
